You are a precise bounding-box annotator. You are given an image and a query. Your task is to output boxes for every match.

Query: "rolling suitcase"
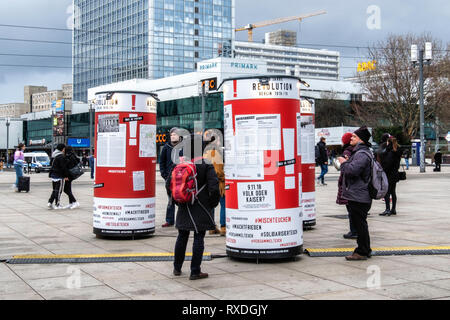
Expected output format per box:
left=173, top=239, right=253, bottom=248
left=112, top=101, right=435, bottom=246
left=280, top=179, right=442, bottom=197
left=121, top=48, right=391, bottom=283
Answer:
left=18, top=176, right=30, bottom=192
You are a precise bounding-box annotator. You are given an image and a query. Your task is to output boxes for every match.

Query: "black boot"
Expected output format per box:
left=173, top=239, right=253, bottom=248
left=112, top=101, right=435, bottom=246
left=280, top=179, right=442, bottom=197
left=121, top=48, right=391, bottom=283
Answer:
left=379, top=209, right=391, bottom=216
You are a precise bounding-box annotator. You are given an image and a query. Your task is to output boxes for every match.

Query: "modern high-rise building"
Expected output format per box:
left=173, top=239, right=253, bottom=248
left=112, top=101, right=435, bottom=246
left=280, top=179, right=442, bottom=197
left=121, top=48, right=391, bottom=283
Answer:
left=235, top=37, right=340, bottom=80
left=73, top=0, right=235, bottom=102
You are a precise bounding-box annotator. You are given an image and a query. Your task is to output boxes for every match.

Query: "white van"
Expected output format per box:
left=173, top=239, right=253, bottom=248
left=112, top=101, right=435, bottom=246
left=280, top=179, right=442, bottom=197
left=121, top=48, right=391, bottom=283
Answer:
left=23, top=152, right=51, bottom=173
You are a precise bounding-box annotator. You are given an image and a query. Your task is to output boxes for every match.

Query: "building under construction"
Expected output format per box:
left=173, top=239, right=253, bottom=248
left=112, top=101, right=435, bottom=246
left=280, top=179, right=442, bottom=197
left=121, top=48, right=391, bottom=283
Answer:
left=265, top=30, right=297, bottom=47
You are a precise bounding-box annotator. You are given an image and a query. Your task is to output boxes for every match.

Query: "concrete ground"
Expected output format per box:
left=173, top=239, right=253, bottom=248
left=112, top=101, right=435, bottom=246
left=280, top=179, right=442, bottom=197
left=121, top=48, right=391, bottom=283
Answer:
left=0, top=165, right=449, bottom=300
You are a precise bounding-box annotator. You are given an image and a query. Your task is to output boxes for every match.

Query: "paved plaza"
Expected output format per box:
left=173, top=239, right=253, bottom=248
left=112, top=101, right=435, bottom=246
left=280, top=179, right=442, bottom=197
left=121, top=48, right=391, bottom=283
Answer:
left=0, top=166, right=449, bottom=300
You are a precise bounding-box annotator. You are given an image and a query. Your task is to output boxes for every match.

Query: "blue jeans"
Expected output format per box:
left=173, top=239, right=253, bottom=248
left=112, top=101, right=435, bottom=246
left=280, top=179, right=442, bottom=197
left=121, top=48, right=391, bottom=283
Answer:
left=318, top=164, right=328, bottom=184
left=14, top=163, right=23, bottom=187
left=219, top=196, right=226, bottom=227
left=405, top=158, right=409, bottom=169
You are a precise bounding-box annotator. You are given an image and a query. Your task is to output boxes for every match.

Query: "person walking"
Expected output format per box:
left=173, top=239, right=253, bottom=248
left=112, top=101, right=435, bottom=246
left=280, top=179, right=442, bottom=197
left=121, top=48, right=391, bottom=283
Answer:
left=167, top=134, right=220, bottom=280
left=82, top=154, right=88, bottom=168
left=402, top=149, right=410, bottom=170
left=379, top=136, right=402, bottom=216
left=160, top=127, right=183, bottom=227
left=433, top=149, right=442, bottom=172
left=338, top=126, right=373, bottom=261
left=203, top=136, right=226, bottom=236
left=48, top=144, right=68, bottom=210
left=12, top=143, right=26, bottom=192
left=62, top=146, right=80, bottom=209
left=316, top=137, right=329, bottom=186
left=336, top=132, right=357, bottom=239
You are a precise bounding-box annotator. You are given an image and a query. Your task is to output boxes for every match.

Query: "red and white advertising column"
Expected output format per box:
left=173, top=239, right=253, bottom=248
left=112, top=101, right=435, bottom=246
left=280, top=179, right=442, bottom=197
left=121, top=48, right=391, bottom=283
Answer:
left=93, top=91, right=157, bottom=237
left=222, top=76, right=303, bottom=259
left=299, top=97, right=316, bottom=228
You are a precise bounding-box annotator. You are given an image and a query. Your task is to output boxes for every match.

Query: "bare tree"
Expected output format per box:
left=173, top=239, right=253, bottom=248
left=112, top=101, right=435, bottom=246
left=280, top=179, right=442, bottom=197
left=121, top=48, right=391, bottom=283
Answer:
left=354, top=33, right=449, bottom=140
left=315, top=91, right=354, bottom=128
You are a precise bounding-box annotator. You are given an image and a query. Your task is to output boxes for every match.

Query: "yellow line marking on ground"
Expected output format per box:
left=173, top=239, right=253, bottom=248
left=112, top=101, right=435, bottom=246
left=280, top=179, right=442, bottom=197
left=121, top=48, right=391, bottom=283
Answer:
left=12, top=252, right=211, bottom=259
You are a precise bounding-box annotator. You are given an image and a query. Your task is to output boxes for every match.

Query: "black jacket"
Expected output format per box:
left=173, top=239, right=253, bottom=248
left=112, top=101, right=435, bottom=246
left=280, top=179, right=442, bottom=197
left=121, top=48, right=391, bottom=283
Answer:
left=434, top=152, right=442, bottom=164
left=380, top=144, right=402, bottom=183
left=65, top=151, right=81, bottom=180
left=316, top=141, right=328, bottom=165
left=159, top=142, right=183, bottom=180
left=165, top=159, right=220, bottom=232
left=49, top=150, right=68, bottom=179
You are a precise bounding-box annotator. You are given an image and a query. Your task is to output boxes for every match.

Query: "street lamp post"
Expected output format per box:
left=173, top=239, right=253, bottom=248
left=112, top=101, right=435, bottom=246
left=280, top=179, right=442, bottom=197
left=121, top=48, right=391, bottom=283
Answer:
left=6, top=117, right=10, bottom=167
left=89, top=102, right=93, bottom=156
left=51, top=107, right=55, bottom=155
left=411, top=43, right=432, bottom=173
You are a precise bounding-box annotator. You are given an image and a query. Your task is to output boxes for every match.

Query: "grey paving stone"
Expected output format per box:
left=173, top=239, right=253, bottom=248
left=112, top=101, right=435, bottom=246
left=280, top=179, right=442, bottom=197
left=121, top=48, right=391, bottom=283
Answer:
left=374, top=282, right=450, bottom=300
left=200, top=284, right=293, bottom=300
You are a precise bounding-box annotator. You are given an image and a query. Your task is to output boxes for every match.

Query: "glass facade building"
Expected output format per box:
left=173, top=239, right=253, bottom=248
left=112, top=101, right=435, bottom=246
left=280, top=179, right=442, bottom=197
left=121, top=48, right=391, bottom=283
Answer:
left=73, top=0, right=234, bottom=102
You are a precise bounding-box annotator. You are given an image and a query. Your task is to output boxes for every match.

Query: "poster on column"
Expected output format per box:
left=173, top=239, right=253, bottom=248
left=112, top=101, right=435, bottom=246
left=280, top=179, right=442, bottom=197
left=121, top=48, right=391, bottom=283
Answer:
left=237, top=181, right=275, bottom=210
left=300, top=115, right=315, bottom=164
left=235, top=114, right=281, bottom=151
left=139, top=124, right=156, bottom=157
left=97, top=115, right=126, bottom=167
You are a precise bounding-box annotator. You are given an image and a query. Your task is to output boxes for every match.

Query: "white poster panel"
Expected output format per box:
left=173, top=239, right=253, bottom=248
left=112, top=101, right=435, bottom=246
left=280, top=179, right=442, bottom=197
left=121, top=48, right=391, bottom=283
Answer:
left=226, top=207, right=303, bottom=250
left=93, top=197, right=156, bottom=231
left=139, top=124, right=156, bottom=157
left=300, top=116, right=315, bottom=164
left=132, top=171, right=145, bottom=191
left=282, top=128, right=295, bottom=175
left=97, top=123, right=126, bottom=167
left=237, top=181, right=275, bottom=211
left=235, top=114, right=281, bottom=151
left=302, top=191, right=316, bottom=221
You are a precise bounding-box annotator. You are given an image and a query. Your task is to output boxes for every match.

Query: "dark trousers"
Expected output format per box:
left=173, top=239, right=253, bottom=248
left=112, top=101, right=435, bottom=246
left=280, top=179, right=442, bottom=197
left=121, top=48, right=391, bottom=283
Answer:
left=166, top=198, right=175, bottom=225
left=434, top=163, right=441, bottom=171
left=347, top=201, right=372, bottom=257
left=49, top=179, right=64, bottom=206
left=174, top=230, right=206, bottom=275
left=346, top=205, right=357, bottom=235
left=384, top=181, right=397, bottom=212
left=64, top=180, right=77, bottom=203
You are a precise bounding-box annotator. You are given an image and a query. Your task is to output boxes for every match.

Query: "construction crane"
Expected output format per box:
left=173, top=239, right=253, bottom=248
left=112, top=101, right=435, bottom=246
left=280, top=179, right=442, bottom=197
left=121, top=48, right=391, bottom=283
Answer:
left=235, top=10, right=327, bottom=42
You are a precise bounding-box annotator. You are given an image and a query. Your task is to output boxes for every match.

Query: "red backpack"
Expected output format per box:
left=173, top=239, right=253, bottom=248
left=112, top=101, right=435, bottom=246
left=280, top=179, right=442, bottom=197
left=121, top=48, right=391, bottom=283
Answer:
left=170, top=157, right=205, bottom=205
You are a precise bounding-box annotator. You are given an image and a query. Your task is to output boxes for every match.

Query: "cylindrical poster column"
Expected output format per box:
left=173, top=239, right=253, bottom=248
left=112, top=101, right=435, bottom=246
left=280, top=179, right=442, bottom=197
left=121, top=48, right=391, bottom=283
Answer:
left=93, top=91, right=157, bottom=237
left=223, top=76, right=303, bottom=259
left=299, top=97, right=316, bottom=228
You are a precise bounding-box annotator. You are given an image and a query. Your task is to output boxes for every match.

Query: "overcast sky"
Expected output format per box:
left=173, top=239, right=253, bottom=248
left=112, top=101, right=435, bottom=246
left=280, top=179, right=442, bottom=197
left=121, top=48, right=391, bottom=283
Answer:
left=0, top=0, right=449, bottom=104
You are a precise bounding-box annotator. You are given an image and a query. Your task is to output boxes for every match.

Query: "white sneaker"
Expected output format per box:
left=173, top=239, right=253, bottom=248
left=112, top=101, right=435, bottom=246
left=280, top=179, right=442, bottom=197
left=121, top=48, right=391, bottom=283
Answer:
left=54, top=204, right=65, bottom=210
left=47, top=202, right=54, bottom=210
left=70, top=202, right=80, bottom=209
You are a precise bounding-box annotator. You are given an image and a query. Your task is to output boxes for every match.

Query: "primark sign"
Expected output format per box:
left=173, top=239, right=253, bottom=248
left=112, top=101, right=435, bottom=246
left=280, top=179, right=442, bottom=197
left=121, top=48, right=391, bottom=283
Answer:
left=197, top=58, right=267, bottom=75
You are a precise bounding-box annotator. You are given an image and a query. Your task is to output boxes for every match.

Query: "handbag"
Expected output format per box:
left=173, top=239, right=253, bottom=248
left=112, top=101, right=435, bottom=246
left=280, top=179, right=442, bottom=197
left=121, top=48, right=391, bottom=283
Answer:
left=398, top=168, right=406, bottom=181
left=69, top=162, right=84, bottom=180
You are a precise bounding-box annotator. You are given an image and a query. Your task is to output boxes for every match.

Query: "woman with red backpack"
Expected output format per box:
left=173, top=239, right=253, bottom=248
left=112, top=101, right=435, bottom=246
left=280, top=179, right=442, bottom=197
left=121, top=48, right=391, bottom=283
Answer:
left=166, top=134, right=220, bottom=280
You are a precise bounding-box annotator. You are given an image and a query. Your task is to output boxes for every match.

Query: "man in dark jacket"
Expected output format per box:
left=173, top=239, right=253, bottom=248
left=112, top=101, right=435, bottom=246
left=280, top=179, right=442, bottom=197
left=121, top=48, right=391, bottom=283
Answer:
left=166, top=134, right=220, bottom=280
left=338, top=126, right=373, bottom=261
left=160, top=127, right=183, bottom=227
left=48, top=144, right=69, bottom=210
left=433, top=149, right=442, bottom=172
left=316, top=137, right=329, bottom=186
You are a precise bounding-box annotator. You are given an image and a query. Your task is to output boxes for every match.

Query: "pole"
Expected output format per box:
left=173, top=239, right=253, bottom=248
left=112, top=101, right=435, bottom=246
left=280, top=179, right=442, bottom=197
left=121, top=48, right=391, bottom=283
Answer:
left=201, top=83, right=206, bottom=136
left=419, top=49, right=425, bottom=173
left=435, top=115, right=439, bottom=153
left=51, top=109, right=54, bottom=155
left=6, top=118, right=10, bottom=164
left=89, top=103, right=93, bottom=156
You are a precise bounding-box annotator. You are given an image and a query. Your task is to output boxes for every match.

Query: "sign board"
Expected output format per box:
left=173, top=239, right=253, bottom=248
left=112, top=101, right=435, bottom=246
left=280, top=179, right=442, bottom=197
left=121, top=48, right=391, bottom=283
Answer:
left=67, top=138, right=90, bottom=148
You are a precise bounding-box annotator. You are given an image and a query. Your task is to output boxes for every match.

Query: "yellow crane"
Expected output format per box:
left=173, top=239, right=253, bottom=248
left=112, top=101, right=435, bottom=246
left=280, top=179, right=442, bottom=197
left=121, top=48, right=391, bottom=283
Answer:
left=235, top=10, right=327, bottom=42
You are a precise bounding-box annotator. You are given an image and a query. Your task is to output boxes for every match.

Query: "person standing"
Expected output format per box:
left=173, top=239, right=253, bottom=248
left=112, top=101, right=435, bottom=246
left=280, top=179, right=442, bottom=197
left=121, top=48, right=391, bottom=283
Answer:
left=12, top=143, right=26, bottom=191
left=82, top=153, right=88, bottom=168
left=433, top=149, right=442, bottom=172
left=167, top=134, right=220, bottom=280
left=160, top=127, right=183, bottom=227
left=48, top=144, right=68, bottom=210
left=337, top=132, right=357, bottom=239
left=338, top=126, right=373, bottom=261
left=203, top=136, right=226, bottom=236
left=379, top=136, right=402, bottom=216
left=402, top=148, right=410, bottom=170
left=88, top=153, right=95, bottom=179
left=316, top=137, right=329, bottom=186
left=63, top=146, right=80, bottom=209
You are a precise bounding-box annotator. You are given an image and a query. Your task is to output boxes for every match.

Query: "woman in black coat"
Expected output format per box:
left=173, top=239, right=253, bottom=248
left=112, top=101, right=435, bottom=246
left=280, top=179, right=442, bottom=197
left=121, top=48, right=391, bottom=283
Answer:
left=166, top=134, right=220, bottom=280
left=379, top=136, right=402, bottom=216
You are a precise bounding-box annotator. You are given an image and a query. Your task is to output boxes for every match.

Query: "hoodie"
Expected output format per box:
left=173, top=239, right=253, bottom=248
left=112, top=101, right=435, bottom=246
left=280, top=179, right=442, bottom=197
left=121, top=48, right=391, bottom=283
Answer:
left=49, top=150, right=68, bottom=179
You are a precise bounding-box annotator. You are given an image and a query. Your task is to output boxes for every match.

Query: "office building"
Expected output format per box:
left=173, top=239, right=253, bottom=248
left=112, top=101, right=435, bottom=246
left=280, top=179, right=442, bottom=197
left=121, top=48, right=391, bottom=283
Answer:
left=234, top=39, right=340, bottom=80
left=265, top=30, right=296, bottom=47
left=0, top=103, right=28, bottom=118
left=73, top=0, right=235, bottom=102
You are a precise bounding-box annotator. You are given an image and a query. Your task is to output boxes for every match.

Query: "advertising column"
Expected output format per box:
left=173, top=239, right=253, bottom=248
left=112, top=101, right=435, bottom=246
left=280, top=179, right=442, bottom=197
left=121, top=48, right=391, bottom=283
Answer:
left=299, top=97, right=316, bottom=228
left=223, top=76, right=303, bottom=259
left=93, top=91, right=157, bottom=237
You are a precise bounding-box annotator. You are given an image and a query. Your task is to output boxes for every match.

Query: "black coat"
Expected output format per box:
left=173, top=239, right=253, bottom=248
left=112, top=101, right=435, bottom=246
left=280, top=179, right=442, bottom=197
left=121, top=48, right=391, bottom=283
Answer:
left=65, top=151, right=81, bottom=180
left=159, top=142, right=183, bottom=180
left=316, top=141, right=328, bottom=165
left=49, top=150, right=68, bottom=179
left=380, top=145, right=402, bottom=184
left=165, top=159, right=220, bottom=232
